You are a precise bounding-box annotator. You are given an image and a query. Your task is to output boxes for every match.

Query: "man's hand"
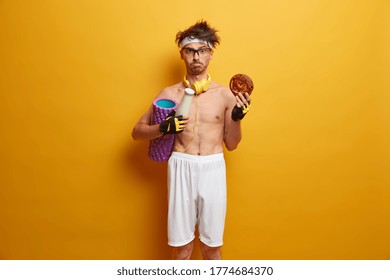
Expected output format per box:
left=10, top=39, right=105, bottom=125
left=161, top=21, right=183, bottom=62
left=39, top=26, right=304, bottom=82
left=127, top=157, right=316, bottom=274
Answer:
left=159, top=111, right=187, bottom=135
left=232, top=92, right=251, bottom=121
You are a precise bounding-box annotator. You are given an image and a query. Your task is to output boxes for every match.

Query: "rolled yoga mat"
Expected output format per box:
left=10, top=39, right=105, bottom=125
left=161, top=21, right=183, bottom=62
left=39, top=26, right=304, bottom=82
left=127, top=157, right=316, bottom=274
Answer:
left=148, top=98, right=178, bottom=162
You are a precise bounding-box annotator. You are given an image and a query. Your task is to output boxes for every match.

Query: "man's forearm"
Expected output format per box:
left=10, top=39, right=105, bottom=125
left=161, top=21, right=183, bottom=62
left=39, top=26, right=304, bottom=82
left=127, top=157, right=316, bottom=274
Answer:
left=224, top=120, right=242, bottom=151
left=132, top=123, right=162, bottom=141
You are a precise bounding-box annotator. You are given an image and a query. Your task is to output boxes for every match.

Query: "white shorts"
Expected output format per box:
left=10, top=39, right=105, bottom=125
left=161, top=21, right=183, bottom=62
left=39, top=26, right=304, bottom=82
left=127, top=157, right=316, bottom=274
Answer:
left=167, top=152, right=227, bottom=247
left=168, top=152, right=226, bottom=247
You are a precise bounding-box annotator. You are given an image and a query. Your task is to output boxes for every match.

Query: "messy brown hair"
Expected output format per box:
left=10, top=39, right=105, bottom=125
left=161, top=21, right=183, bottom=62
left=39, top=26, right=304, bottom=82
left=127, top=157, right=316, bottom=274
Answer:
left=175, top=20, right=220, bottom=49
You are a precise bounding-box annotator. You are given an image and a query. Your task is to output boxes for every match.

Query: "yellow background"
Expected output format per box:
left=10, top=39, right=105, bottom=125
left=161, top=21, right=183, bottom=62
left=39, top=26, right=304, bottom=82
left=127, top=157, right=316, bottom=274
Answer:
left=0, top=0, right=389, bottom=259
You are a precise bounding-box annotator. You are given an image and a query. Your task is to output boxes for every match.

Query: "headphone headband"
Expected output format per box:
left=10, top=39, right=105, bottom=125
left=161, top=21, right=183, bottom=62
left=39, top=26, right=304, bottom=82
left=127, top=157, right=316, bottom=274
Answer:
left=183, top=75, right=211, bottom=94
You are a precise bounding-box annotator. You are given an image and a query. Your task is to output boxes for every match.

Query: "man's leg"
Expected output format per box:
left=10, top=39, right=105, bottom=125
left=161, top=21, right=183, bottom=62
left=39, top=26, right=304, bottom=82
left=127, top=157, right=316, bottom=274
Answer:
left=168, top=153, right=197, bottom=259
left=172, top=240, right=194, bottom=260
left=197, top=154, right=226, bottom=260
left=200, top=242, right=222, bottom=260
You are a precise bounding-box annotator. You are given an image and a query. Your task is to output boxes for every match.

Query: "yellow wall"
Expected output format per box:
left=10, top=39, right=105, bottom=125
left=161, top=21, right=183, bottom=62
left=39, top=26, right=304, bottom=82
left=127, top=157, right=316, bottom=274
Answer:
left=0, top=0, right=389, bottom=259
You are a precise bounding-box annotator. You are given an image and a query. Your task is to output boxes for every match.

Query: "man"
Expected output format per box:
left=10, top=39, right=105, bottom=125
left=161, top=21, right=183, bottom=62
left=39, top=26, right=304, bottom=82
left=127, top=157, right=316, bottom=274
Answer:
left=132, top=20, right=251, bottom=260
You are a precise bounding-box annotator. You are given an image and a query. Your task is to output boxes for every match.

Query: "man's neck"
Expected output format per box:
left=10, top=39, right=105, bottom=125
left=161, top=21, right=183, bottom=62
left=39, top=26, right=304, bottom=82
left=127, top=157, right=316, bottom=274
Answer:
left=185, top=73, right=208, bottom=84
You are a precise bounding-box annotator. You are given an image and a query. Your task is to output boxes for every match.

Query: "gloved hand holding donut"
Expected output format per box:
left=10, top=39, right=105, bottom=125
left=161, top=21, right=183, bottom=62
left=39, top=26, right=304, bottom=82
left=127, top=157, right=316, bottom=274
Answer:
left=230, top=74, right=254, bottom=121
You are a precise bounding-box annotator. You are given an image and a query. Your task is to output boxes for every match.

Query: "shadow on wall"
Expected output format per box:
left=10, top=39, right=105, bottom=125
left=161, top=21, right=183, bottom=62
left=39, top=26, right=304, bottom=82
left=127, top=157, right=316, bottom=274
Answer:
left=121, top=139, right=171, bottom=259
left=118, top=56, right=184, bottom=259
left=121, top=140, right=209, bottom=260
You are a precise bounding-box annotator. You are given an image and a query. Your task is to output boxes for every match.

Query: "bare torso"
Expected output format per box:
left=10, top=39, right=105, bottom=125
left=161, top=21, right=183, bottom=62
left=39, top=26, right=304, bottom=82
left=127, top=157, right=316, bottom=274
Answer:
left=158, top=81, right=234, bottom=156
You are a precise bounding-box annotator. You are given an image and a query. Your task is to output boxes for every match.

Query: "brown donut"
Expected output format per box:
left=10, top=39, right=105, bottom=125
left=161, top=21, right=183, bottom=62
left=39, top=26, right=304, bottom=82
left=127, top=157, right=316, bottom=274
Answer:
left=229, top=74, right=254, bottom=96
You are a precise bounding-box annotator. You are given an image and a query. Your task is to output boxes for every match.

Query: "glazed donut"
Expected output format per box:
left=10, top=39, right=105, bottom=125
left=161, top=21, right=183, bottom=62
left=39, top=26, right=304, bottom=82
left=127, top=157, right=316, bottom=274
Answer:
left=229, top=74, right=254, bottom=96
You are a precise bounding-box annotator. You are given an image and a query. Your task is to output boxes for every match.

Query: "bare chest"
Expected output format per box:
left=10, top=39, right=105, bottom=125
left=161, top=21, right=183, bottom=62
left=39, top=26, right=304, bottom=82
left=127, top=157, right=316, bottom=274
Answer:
left=186, top=92, right=226, bottom=125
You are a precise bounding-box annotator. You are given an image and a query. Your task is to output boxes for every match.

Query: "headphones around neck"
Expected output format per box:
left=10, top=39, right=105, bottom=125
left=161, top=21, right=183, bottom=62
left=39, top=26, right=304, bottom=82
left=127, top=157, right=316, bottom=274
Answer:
left=183, top=75, right=211, bottom=95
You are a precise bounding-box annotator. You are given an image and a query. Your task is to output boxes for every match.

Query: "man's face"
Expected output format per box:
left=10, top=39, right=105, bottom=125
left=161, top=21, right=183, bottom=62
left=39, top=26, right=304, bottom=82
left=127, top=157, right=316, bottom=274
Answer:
left=180, top=42, right=213, bottom=75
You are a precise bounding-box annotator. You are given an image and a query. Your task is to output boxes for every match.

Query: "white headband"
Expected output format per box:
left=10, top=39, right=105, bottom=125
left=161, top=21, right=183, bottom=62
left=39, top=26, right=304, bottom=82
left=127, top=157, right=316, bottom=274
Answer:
left=179, top=36, right=212, bottom=49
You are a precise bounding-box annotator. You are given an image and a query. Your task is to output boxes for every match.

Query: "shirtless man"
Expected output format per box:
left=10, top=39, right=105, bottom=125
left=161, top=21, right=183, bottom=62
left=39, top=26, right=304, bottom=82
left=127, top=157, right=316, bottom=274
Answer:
left=132, top=21, right=251, bottom=260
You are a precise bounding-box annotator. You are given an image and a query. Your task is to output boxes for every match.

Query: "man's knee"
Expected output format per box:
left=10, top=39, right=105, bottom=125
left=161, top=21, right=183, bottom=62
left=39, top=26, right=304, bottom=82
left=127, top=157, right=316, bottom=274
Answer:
left=200, top=242, right=222, bottom=260
left=171, top=241, right=194, bottom=260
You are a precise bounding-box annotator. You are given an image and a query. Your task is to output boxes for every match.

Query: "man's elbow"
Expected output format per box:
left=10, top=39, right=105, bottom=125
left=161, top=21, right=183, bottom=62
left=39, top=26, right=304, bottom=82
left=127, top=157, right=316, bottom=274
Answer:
left=224, top=134, right=242, bottom=151
left=131, top=128, right=140, bottom=141
left=225, top=142, right=239, bottom=151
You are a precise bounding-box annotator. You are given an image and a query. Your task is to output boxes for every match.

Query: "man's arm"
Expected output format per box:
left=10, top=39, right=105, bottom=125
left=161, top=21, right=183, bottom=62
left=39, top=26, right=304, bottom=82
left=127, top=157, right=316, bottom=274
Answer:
left=131, top=106, right=162, bottom=140
left=132, top=86, right=189, bottom=140
left=223, top=92, right=251, bottom=151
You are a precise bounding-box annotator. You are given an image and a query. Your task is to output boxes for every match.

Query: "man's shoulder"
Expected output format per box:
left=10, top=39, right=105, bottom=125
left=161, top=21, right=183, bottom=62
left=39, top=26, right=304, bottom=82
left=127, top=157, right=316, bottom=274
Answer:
left=157, top=82, right=183, bottom=98
left=211, top=80, right=233, bottom=91
left=210, top=81, right=235, bottom=100
left=164, top=81, right=183, bottom=91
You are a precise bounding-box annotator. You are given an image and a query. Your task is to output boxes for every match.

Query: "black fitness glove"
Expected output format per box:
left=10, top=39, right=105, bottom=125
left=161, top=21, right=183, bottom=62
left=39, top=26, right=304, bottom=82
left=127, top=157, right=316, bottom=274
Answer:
left=159, top=111, right=186, bottom=135
left=231, top=101, right=251, bottom=121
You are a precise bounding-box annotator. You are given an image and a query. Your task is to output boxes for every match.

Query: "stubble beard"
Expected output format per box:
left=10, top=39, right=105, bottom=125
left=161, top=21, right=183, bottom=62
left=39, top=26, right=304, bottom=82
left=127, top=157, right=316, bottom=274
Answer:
left=189, top=61, right=207, bottom=76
